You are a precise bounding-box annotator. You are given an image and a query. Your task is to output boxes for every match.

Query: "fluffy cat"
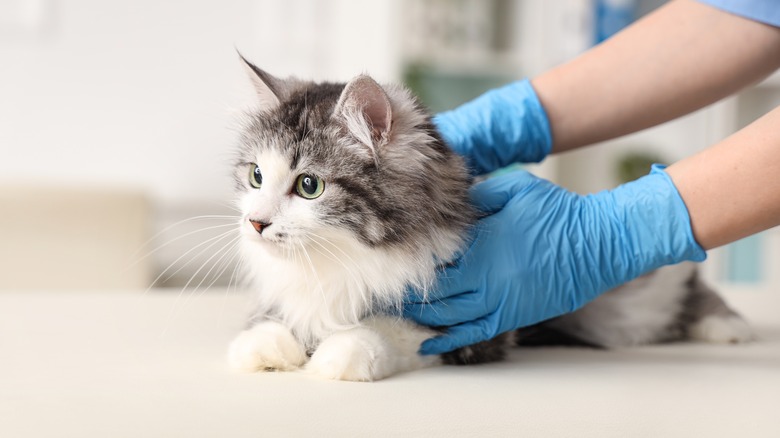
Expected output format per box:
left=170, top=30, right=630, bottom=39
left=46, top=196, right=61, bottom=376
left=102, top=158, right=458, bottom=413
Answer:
left=227, top=57, right=753, bottom=381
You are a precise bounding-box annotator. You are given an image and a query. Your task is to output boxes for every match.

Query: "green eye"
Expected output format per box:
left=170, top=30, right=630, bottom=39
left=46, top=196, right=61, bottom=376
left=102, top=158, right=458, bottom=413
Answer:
left=249, top=163, right=262, bottom=189
left=295, top=174, right=324, bottom=199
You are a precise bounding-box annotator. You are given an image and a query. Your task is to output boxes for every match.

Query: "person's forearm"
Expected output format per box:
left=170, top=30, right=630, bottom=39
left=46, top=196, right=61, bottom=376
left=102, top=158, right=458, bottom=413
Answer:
left=666, top=105, right=780, bottom=250
left=532, top=0, right=780, bottom=153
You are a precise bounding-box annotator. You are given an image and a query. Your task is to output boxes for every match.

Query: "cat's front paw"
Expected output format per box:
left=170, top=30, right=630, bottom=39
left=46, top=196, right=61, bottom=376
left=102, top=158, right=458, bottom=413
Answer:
left=688, top=314, right=754, bottom=344
left=228, top=321, right=307, bottom=372
left=305, top=329, right=390, bottom=382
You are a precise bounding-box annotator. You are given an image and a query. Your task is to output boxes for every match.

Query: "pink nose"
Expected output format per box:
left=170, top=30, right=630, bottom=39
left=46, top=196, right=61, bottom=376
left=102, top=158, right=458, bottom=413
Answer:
left=249, top=219, right=271, bottom=234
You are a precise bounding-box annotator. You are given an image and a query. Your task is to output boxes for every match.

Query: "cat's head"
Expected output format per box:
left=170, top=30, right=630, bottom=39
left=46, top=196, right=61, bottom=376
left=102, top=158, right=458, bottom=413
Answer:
left=233, top=57, right=473, bottom=274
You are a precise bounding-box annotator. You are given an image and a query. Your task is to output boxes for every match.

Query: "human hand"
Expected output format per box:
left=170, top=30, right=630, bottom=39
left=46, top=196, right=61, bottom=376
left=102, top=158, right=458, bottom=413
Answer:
left=433, top=79, right=553, bottom=175
left=404, top=167, right=706, bottom=354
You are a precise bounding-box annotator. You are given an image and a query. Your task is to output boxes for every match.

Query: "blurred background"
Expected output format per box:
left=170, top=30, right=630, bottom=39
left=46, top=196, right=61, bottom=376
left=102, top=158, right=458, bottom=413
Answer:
left=1, top=0, right=779, bottom=293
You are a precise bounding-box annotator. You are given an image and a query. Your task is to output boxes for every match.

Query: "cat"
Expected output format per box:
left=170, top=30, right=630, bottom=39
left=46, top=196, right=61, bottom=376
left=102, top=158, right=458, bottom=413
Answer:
left=227, top=56, right=753, bottom=380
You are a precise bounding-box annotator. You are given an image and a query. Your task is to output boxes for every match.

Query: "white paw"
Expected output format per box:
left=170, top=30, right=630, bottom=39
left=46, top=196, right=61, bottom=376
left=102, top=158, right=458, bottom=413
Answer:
left=305, top=329, right=389, bottom=382
left=228, top=321, right=307, bottom=372
left=689, top=315, right=754, bottom=344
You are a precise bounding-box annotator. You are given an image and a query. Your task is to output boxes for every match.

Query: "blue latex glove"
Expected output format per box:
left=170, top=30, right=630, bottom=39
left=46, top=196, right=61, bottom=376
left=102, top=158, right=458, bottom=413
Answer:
left=434, top=79, right=553, bottom=175
left=404, top=166, right=706, bottom=355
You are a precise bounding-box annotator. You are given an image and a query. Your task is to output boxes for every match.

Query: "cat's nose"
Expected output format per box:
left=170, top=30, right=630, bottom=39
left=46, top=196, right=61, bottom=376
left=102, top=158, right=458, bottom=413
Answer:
left=249, top=219, right=271, bottom=234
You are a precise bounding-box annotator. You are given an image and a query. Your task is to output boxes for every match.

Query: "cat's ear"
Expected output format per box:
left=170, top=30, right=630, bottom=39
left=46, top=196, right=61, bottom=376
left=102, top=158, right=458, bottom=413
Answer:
left=335, top=75, right=392, bottom=153
left=239, top=53, right=284, bottom=111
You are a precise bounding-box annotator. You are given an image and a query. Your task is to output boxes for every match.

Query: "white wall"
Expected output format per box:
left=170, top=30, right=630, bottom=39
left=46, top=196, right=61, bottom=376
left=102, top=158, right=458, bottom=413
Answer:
left=1, top=0, right=244, bottom=203
left=252, top=0, right=400, bottom=83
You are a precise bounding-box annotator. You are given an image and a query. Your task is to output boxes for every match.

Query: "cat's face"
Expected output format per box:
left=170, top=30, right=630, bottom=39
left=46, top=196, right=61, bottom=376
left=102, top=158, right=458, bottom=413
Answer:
left=234, top=57, right=474, bottom=265
left=235, top=113, right=376, bottom=255
left=236, top=148, right=328, bottom=251
left=234, top=72, right=394, bottom=257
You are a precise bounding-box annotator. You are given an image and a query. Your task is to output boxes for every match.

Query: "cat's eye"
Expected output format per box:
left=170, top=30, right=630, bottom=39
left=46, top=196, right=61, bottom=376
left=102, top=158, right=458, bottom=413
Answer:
left=295, top=174, right=324, bottom=199
left=249, top=163, right=262, bottom=189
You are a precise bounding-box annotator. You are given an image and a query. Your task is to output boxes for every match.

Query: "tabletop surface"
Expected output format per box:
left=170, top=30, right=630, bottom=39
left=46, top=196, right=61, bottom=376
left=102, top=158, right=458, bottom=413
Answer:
left=2, top=287, right=779, bottom=438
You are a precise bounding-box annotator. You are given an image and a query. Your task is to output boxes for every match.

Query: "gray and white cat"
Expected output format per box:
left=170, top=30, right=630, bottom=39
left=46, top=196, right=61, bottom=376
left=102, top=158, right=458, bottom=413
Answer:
left=227, top=57, right=753, bottom=381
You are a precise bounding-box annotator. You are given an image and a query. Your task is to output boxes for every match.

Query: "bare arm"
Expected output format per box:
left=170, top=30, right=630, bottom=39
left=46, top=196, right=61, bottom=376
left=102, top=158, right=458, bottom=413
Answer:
left=532, top=0, right=780, bottom=153
left=665, top=105, right=780, bottom=249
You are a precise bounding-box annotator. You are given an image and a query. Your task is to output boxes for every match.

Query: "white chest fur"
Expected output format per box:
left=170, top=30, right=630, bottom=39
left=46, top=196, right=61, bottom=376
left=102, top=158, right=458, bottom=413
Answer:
left=240, top=228, right=443, bottom=347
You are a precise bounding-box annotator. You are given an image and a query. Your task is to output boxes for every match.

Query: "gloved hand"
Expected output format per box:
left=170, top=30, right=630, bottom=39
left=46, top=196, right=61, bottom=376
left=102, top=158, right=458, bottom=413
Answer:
left=404, top=166, right=706, bottom=355
left=433, top=79, right=553, bottom=175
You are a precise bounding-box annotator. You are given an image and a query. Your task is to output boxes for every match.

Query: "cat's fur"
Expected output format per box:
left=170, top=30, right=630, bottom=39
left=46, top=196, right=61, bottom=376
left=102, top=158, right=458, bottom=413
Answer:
left=228, top=58, right=752, bottom=381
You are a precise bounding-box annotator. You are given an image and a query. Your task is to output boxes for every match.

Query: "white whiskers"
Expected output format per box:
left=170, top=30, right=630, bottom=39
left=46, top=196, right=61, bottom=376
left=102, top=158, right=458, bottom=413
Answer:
left=144, top=227, right=239, bottom=294
left=130, top=212, right=246, bottom=338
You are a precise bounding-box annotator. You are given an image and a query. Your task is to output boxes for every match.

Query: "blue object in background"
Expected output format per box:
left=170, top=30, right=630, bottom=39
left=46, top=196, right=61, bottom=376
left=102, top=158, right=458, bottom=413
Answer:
left=594, top=0, right=638, bottom=43
left=725, top=234, right=764, bottom=284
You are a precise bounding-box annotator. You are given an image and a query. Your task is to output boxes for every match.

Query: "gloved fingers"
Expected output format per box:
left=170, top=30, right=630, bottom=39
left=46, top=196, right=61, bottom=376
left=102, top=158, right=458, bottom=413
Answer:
left=418, top=314, right=500, bottom=355
left=403, top=261, right=478, bottom=304
left=469, top=170, right=540, bottom=214
left=403, top=290, right=492, bottom=327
